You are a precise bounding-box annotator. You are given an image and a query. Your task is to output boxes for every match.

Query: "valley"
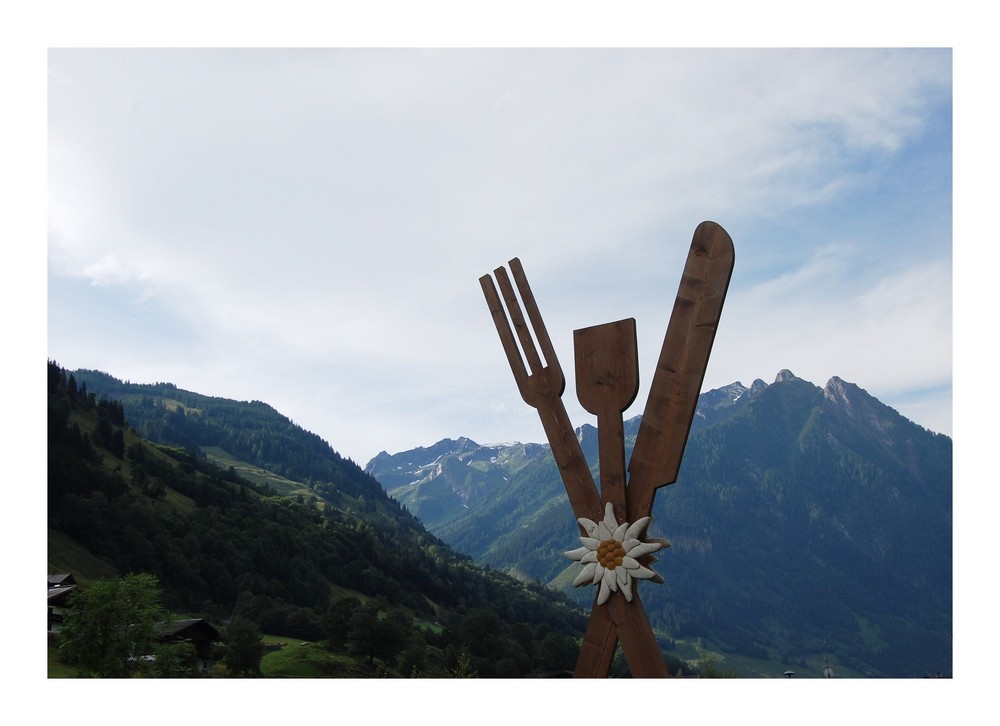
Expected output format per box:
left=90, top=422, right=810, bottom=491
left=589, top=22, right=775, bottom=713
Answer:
left=52, top=363, right=952, bottom=677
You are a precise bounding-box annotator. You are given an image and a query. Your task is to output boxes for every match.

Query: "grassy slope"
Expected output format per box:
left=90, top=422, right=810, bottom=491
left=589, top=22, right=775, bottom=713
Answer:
left=259, top=636, right=374, bottom=678
left=48, top=642, right=81, bottom=678
left=48, top=528, right=119, bottom=584
left=201, top=446, right=315, bottom=498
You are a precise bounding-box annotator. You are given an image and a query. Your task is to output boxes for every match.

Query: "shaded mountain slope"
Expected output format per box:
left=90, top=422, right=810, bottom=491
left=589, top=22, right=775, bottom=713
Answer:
left=51, top=363, right=588, bottom=677
left=366, top=370, right=952, bottom=676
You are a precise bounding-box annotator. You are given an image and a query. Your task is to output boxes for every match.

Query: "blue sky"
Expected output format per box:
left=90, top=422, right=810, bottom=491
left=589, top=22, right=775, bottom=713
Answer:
left=45, top=48, right=953, bottom=464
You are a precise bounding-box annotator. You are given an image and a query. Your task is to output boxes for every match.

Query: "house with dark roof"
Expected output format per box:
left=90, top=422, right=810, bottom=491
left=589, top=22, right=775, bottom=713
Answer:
left=49, top=573, right=77, bottom=588
left=47, top=573, right=78, bottom=634
left=48, top=573, right=221, bottom=674
left=156, top=618, right=221, bottom=674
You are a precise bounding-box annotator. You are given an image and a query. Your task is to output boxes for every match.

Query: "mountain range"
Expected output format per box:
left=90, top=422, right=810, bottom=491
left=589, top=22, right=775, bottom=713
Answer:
left=365, top=370, right=953, bottom=677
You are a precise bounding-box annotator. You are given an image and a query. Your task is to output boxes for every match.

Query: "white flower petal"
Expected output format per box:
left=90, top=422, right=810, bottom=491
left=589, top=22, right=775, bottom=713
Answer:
left=623, top=538, right=641, bottom=550
left=577, top=517, right=599, bottom=537
left=596, top=503, right=620, bottom=540
left=597, top=578, right=611, bottom=605
left=593, top=564, right=605, bottom=585
left=622, top=580, right=634, bottom=602
left=616, top=566, right=629, bottom=588
left=621, top=556, right=640, bottom=570
left=573, top=562, right=597, bottom=587
left=612, top=522, right=628, bottom=542
left=631, top=564, right=657, bottom=580
left=603, top=567, right=618, bottom=593
left=581, top=550, right=598, bottom=564
left=578, top=537, right=601, bottom=550
left=624, top=516, right=652, bottom=541
left=624, top=541, right=662, bottom=559
left=564, top=546, right=591, bottom=561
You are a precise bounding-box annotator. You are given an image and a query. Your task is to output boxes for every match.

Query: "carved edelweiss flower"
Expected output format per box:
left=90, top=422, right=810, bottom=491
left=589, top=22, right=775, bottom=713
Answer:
left=564, top=502, right=666, bottom=606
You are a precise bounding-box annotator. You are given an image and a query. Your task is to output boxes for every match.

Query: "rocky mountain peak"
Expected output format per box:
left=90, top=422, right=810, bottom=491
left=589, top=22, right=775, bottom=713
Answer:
left=822, top=376, right=853, bottom=406
left=774, top=369, right=798, bottom=383
left=821, top=375, right=904, bottom=443
left=822, top=375, right=881, bottom=417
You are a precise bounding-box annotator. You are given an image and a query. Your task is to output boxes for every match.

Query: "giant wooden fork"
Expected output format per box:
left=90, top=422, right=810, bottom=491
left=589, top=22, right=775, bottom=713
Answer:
left=480, top=222, right=734, bottom=677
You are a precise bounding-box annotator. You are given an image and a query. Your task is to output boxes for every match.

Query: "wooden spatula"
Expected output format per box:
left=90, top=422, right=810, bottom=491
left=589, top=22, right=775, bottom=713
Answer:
left=574, top=318, right=639, bottom=521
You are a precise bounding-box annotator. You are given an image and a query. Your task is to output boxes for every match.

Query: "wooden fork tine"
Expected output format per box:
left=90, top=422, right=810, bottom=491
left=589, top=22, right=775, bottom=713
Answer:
left=493, top=264, right=546, bottom=376
left=479, top=274, right=531, bottom=395
left=508, top=258, right=560, bottom=377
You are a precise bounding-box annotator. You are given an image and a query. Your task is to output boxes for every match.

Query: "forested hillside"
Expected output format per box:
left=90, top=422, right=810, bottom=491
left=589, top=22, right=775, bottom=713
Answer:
left=48, top=362, right=597, bottom=677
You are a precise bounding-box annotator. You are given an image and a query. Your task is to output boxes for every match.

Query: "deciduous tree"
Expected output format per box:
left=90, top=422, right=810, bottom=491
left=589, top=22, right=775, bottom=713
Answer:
left=58, top=572, right=166, bottom=678
left=345, top=598, right=409, bottom=668
left=223, top=615, right=263, bottom=677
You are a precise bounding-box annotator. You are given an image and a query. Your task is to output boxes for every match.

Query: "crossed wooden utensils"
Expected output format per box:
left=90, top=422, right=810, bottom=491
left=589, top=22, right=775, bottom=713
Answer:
left=480, top=221, right=734, bottom=677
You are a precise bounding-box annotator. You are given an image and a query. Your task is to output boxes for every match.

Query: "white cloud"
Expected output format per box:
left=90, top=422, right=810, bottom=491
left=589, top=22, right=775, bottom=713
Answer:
left=706, top=252, right=951, bottom=418
left=46, top=48, right=952, bottom=461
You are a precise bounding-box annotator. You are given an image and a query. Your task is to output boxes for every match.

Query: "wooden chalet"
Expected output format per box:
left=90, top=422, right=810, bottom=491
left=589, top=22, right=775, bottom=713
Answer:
left=47, top=573, right=78, bottom=634
left=157, top=618, right=221, bottom=674
left=48, top=573, right=221, bottom=675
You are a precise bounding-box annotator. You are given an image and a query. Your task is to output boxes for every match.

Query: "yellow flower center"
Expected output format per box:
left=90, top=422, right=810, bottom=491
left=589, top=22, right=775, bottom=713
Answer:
left=597, top=539, right=626, bottom=569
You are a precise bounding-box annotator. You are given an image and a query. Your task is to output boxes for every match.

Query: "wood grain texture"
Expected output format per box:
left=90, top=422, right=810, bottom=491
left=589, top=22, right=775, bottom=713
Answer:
left=481, top=222, right=733, bottom=679
left=480, top=262, right=602, bottom=523
left=574, top=592, right=621, bottom=677
left=626, top=221, right=734, bottom=519
left=572, top=222, right=733, bottom=678
left=608, top=590, right=669, bottom=677
left=574, top=318, right=638, bottom=521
